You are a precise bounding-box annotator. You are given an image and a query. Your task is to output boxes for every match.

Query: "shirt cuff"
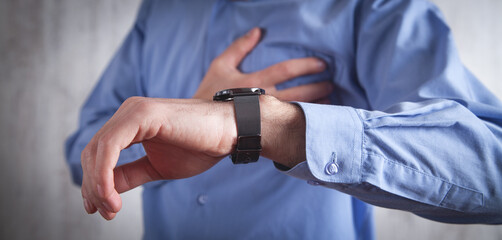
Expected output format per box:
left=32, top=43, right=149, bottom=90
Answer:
left=276, top=102, right=364, bottom=184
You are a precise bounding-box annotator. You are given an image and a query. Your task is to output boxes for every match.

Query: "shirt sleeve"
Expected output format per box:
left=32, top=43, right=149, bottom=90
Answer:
left=279, top=0, right=502, bottom=224
left=64, top=0, right=152, bottom=186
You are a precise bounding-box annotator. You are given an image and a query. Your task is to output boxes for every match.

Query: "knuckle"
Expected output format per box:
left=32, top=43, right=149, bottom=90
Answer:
left=135, top=99, right=157, bottom=114
left=236, top=43, right=248, bottom=54
left=211, top=57, right=224, bottom=68
left=123, top=97, right=155, bottom=116
left=94, top=173, right=107, bottom=187
left=210, top=58, right=231, bottom=74
left=123, top=96, right=142, bottom=106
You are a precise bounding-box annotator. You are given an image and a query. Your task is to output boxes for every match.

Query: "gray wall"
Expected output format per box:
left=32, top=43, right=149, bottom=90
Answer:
left=0, top=0, right=501, bottom=239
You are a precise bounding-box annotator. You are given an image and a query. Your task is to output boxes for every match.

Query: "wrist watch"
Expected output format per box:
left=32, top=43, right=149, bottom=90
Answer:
left=213, top=88, right=265, bottom=164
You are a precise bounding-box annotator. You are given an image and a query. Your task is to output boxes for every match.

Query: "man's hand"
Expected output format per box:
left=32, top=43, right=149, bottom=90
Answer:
left=80, top=97, right=237, bottom=220
left=193, top=27, right=333, bottom=103
left=81, top=96, right=306, bottom=220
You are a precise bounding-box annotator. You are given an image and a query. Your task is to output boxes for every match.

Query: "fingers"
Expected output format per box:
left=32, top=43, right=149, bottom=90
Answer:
left=252, top=58, right=326, bottom=85
left=81, top=145, right=99, bottom=214
left=82, top=178, right=118, bottom=220
left=85, top=134, right=125, bottom=219
left=80, top=100, right=147, bottom=220
left=114, top=156, right=162, bottom=194
left=94, top=137, right=122, bottom=205
left=217, top=27, right=261, bottom=67
left=274, top=81, right=334, bottom=102
left=83, top=198, right=97, bottom=213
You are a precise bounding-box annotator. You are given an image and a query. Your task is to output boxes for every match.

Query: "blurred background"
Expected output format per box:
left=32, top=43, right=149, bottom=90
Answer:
left=0, top=0, right=501, bottom=239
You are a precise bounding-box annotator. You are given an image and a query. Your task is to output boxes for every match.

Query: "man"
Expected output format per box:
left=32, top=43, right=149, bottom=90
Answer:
left=66, top=0, right=502, bottom=239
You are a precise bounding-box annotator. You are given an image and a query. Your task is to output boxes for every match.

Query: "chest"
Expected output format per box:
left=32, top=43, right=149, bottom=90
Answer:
left=140, top=0, right=364, bottom=107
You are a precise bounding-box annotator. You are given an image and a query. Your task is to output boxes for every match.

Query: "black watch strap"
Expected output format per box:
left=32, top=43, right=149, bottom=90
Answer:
left=232, top=95, right=261, bottom=164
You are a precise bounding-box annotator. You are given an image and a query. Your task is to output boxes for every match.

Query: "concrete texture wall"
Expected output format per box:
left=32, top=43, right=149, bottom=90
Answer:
left=0, top=0, right=500, bottom=239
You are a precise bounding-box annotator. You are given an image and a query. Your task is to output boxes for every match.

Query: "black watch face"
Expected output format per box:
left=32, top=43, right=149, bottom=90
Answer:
left=213, top=88, right=265, bottom=101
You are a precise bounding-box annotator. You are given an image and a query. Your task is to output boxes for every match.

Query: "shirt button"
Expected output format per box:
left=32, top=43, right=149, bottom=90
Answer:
left=197, top=194, right=208, bottom=205
left=307, top=180, right=322, bottom=186
left=325, top=162, right=339, bottom=175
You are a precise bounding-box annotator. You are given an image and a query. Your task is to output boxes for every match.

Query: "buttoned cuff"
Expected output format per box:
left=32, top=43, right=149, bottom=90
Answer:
left=276, top=102, right=363, bottom=184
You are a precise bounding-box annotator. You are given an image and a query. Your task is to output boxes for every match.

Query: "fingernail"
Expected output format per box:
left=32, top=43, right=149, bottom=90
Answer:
left=102, top=202, right=113, bottom=212
left=83, top=198, right=90, bottom=213
left=317, top=60, right=326, bottom=70
left=97, top=184, right=105, bottom=198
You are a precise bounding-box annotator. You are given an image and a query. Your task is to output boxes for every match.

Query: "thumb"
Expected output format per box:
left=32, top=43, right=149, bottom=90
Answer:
left=218, top=27, right=262, bottom=67
left=113, top=156, right=163, bottom=193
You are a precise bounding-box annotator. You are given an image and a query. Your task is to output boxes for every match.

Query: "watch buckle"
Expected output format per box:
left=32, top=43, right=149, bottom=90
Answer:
left=231, top=135, right=262, bottom=164
left=236, top=135, right=262, bottom=151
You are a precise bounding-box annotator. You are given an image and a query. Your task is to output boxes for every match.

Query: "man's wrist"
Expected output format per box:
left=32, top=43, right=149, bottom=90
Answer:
left=259, top=95, right=306, bottom=168
left=217, top=94, right=307, bottom=167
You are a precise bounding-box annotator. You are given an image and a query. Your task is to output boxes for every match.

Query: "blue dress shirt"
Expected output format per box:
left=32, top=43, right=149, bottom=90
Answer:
left=65, top=0, right=502, bottom=239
